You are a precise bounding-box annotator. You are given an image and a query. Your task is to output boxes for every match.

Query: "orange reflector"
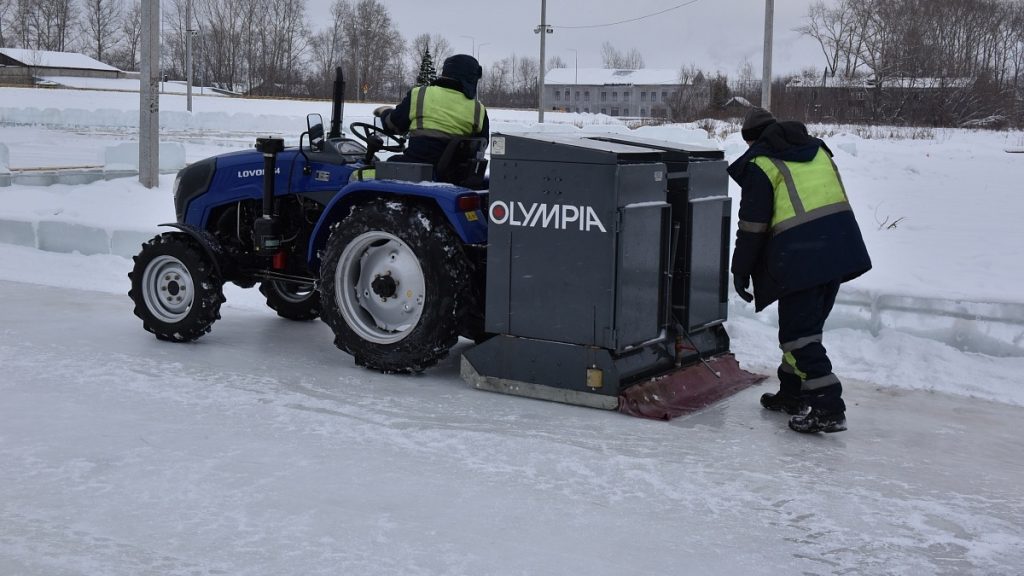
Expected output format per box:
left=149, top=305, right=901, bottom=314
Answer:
left=456, top=194, right=481, bottom=211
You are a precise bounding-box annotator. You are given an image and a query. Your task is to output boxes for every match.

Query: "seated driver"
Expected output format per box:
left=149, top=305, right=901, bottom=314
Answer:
left=374, top=54, right=490, bottom=172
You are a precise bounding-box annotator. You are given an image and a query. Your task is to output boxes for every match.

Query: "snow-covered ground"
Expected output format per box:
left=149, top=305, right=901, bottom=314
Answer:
left=1, top=86, right=1023, bottom=575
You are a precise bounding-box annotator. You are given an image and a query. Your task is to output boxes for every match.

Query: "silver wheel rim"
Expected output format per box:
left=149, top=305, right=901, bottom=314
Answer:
left=141, top=255, right=196, bottom=323
left=269, top=281, right=315, bottom=304
left=335, top=231, right=426, bottom=345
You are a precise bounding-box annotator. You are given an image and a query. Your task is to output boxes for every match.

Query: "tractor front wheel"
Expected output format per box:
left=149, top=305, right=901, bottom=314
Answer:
left=129, top=232, right=225, bottom=342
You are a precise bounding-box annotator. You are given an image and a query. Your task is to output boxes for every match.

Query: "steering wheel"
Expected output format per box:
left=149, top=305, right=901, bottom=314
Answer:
left=349, top=122, right=406, bottom=153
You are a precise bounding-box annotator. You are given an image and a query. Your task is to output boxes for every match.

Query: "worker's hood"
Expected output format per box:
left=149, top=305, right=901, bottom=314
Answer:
left=438, top=54, right=483, bottom=99
left=728, top=121, right=833, bottom=182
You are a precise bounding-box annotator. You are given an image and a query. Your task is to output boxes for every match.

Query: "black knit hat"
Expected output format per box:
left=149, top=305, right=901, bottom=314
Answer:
left=741, top=107, right=777, bottom=142
left=441, top=54, right=483, bottom=99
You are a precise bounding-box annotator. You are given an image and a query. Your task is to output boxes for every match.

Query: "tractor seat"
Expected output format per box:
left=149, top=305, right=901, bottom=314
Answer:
left=374, top=136, right=489, bottom=189
left=434, top=136, right=489, bottom=190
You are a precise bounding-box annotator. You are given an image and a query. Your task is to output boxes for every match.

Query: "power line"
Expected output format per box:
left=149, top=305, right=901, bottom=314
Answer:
left=553, top=0, right=703, bottom=30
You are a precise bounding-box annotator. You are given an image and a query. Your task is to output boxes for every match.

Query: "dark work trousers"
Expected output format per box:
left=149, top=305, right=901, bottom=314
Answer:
left=776, top=279, right=846, bottom=414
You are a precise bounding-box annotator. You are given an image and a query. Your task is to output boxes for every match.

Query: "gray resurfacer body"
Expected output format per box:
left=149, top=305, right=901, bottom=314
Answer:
left=461, top=133, right=762, bottom=420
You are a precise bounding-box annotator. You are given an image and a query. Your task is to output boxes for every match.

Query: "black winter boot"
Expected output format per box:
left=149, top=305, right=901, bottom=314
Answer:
left=760, top=392, right=808, bottom=415
left=788, top=408, right=847, bottom=433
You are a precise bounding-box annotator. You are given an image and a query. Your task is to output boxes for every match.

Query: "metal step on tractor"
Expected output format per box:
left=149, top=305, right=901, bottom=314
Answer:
left=129, top=68, right=762, bottom=420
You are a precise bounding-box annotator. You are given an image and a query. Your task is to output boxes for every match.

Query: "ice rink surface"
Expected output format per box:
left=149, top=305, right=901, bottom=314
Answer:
left=2, top=279, right=1022, bottom=576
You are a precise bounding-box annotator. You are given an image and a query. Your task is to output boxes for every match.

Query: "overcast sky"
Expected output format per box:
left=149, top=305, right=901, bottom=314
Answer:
left=305, top=0, right=831, bottom=75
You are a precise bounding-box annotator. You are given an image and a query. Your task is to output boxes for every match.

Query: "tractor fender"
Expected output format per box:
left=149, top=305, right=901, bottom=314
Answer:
left=306, top=180, right=487, bottom=273
left=158, top=223, right=229, bottom=279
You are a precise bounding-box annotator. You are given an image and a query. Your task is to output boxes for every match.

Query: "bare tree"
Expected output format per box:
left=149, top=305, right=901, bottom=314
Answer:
left=482, top=57, right=510, bottom=102
left=734, top=58, right=759, bottom=102
left=0, top=0, right=15, bottom=46
left=600, top=41, right=644, bottom=69
left=106, top=0, right=139, bottom=70
left=13, top=0, right=77, bottom=51
left=332, top=0, right=405, bottom=101
left=408, top=33, right=451, bottom=79
left=790, top=0, right=1024, bottom=126
left=546, top=54, right=566, bottom=72
left=796, top=0, right=867, bottom=78
left=194, top=0, right=245, bottom=91
left=667, top=64, right=709, bottom=121
left=254, top=0, right=309, bottom=94
left=81, top=0, right=122, bottom=63
left=481, top=53, right=538, bottom=108
left=307, top=0, right=347, bottom=97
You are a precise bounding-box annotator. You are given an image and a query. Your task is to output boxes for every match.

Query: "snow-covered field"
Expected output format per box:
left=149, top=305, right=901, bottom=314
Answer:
left=1, top=86, right=1023, bottom=575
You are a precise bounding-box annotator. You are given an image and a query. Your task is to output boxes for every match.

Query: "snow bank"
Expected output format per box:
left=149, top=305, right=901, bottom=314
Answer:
left=104, top=142, right=186, bottom=171
left=0, top=174, right=175, bottom=257
left=0, top=105, right=300, bottom=134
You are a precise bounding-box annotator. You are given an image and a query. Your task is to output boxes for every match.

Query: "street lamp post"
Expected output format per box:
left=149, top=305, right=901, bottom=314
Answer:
left=476, top=42, right=491, bottom=61
left=460, top=35, right=475, bottom=56
left=567, top=48, right=578, bottom=112
left=535, top=0, right=553, bottom=122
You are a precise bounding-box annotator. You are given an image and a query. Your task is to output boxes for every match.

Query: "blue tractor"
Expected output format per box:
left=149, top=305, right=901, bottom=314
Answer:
left=130, top=70, right=760, bottom=419
left=129, top=69, right=489, bottom=372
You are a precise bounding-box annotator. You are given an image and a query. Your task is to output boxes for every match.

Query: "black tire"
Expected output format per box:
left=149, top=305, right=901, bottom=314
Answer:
left=319, top=199, right=469, bottom=373
left=128, top=232, right=225, bottom=342
left=259, top=280, right=320, bottom=321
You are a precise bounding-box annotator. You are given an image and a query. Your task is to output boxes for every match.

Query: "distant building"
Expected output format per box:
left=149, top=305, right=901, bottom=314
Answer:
left=0, top=48, right=127, bottom=87
left=722, top=96, right=754, bottom=115
left=785, top=75, right=976, bottom=123
left=543, top=68, right=708, bottom=119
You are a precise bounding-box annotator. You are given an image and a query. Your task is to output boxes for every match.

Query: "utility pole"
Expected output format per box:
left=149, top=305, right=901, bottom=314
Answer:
left=139, top=0, right=160, bottom=188
left=535, top=0, right=553, bottom=122
left=186, top=0, right=194, bottom=112
left=762, top=0, right=774, bottom=111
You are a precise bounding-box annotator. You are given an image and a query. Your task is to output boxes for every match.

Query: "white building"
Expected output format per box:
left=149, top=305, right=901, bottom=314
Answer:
left=0, top=48, right=127, bottom=86
left=543, top=68, right=706, bottom=119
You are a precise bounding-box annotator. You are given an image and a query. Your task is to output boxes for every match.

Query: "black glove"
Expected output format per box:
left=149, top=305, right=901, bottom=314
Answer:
left=373, top=105, right=393, bottom=118
left=733, top=274, right=753, bottom=303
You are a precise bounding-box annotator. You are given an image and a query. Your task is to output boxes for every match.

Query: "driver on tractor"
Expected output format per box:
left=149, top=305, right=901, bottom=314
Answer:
left=374, top=54, right=489, bottom=184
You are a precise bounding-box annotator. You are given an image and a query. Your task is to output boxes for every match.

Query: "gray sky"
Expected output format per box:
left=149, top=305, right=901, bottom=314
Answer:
left=305, top=0, right=830, bottom=75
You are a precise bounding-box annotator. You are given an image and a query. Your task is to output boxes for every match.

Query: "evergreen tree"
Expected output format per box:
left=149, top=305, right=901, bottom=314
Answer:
left=416, top=48, right=437, bottom=85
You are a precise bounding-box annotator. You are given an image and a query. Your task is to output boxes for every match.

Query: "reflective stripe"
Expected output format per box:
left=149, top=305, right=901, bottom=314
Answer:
left=473, top=100, right=482, bottom=133
left=782, top=351, right=807, bottom=380
left=770, top=158, right=806, bottom=215
left=738, top=220, right=769, bottom=233
left=409, top=128, right=455, bottom=140
left=781, top=334, right=823, bottom=352
left=413, top=86, right=428, bottom=131
left=802, top=373, right=840, bottom=391
left=772, top=201, right=853, bottom=235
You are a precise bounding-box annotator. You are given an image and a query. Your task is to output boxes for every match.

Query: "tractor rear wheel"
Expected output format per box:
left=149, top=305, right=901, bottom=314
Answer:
left=319, top=199, right=469, bottom=373
left=129, top=232, right=225, bottom=342
left=260, top=280, right=320, bottom=320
